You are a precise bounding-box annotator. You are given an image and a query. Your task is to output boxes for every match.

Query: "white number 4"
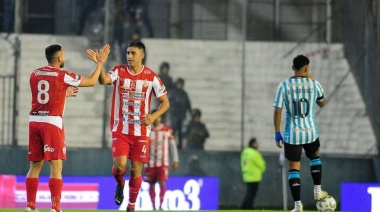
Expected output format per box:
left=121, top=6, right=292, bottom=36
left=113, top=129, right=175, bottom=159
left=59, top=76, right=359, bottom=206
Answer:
left=142, top=145, right=146, bottom=154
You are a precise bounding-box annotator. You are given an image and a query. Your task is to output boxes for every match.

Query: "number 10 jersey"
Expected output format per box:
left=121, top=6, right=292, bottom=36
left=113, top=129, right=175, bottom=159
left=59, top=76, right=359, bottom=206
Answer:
left=273, top=76, right=325, bottom=145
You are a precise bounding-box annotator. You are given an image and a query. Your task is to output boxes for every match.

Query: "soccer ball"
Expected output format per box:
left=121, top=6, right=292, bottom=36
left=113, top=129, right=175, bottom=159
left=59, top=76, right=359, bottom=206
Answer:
left=316, top=195, right=337, bottom=212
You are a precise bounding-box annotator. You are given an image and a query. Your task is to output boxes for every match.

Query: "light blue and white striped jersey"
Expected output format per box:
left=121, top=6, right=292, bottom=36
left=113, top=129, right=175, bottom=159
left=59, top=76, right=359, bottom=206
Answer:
left=273, top=76, right=325, bottom=145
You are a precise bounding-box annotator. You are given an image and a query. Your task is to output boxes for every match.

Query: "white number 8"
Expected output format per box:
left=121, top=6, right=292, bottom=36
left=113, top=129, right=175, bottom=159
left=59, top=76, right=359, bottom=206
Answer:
left=37, top=80, right=49, bottom=104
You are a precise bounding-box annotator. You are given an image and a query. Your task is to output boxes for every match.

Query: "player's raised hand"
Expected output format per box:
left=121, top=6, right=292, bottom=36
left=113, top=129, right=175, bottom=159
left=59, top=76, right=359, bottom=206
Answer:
left=275, top=131, right=283, bottom=148
left=86, top=49, right=97, bottom=63
left=66, top=86, right=79, bottom=97
left=96, top=44, right=111, bottom=64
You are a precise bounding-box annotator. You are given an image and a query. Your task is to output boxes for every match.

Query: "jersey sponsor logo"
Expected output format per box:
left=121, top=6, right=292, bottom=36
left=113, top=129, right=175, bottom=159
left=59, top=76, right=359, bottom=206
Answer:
left=122, top=92, right=146, bottom=100
left=138, top=139, right=147, bottom=143
left=44, top=145, right=55, bottom=153
left=126, top=119, right=143, bottom=125
left=122, top=100, right=141, bottom=108
left=287, top=87, right=314, bottom=94
left=34, top=70, right=59, bottom=77
left=122, top=109, right=141, bottom=116
left=140, top=155, right=146, bottom=158
left=31, top=110, right=49, bottom=116
left=287, top=82, right=313, bottom=87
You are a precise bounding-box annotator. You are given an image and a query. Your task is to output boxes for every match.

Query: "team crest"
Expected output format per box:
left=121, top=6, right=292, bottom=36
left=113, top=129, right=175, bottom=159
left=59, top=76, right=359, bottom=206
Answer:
left=130, top=80, right=136, bottom=89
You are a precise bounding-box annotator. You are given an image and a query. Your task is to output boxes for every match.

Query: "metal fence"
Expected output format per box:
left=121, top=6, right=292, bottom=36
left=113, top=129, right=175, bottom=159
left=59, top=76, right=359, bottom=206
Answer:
left=0, top=34, right=18, bottom=146
left=342, top=0, right=380, bottom=154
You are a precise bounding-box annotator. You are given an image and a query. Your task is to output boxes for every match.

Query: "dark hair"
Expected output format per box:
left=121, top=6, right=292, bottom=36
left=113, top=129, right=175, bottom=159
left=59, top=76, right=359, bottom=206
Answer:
left=292, top=54, right=310, bottom=71
left=128, top=41, right=145, bottom=54
left=176, top=77, right=184, bottom=85
left=45, top=44, right=62, bottom=63
left=192, top=108, right=201, bottom=117
left=160, top=62, right=170, bottom=71
left=248, top=137, right=257, bottom=147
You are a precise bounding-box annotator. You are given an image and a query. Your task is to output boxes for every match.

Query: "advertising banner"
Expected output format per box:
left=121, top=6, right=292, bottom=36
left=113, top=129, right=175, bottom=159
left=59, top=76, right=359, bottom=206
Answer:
left=0, top=175, right=218, bottom=210
left=341, top=182, right=380, bottom=212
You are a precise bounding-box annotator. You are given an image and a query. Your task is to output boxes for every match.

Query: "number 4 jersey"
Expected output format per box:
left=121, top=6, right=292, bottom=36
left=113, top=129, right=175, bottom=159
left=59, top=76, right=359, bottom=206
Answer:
left=273, top=76, right=325, bottom=145
left=29, top=66, right=81, bottom=124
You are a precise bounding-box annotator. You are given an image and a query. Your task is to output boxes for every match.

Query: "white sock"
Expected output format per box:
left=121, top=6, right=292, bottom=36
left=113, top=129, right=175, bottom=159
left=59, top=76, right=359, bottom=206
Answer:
left=314, top=185, right=322, bottom=193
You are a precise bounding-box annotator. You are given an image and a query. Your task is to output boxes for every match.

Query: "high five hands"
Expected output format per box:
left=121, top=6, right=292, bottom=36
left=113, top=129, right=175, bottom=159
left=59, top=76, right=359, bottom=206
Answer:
left=86, top=44, right=111, bottom=64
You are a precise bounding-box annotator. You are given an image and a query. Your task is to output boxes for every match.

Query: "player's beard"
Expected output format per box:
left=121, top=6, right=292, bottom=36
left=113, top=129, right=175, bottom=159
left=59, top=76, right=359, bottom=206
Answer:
left=60, top=62, right=65, bottom=68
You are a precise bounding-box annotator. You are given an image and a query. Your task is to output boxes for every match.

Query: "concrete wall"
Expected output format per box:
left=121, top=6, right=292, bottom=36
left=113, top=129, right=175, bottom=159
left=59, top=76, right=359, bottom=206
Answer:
left=0, top=148, right=376, bottom=209
left=14, top=34, right=377, bottom=155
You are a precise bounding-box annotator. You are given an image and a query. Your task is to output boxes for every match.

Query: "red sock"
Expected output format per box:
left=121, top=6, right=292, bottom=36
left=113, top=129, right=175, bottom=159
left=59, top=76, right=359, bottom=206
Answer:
left=25, top=178, right=39, bottom=210
left=159, top=184, right=166, bottom=209
left=128, top=175, right=142, bottom=208
left=112, top=166, right=126, bottom=186
left=49, top=178, right=63, bottom=211
left=149, top=185, right=156, bottom=209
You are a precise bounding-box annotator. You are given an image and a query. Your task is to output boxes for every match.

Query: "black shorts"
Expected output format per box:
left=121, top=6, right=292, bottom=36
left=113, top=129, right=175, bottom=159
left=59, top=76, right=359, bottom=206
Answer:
left=284, top=138, right=320, bottom=162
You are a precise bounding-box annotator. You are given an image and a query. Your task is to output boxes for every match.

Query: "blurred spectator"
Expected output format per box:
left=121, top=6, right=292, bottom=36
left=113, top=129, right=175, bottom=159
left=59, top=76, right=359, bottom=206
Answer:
left=2, top=0, right=15, bottom=32
left=168, top=78, right=192, bottom=149
left=126, top=0, right=154, bottom=37
left=76, top=0, right=102, bottom=35
left=155, top=62, right=174, bottom=123
left=185, top=108, right=210, bottom=150
left=113, top=0, right=127, bottom=49
left=158, top=62, right=174, bottom=91
left=187, top=155, right=207, bottom=176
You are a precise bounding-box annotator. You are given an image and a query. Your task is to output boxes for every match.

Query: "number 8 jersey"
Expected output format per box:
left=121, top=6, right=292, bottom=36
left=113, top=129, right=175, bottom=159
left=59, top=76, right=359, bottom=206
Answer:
left=30, top=66, right=81, bottom=120
left=273, top=76, right=325, bottom=145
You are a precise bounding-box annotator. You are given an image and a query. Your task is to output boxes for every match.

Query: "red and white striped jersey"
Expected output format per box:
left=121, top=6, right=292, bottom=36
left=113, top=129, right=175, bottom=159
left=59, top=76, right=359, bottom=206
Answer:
left=108, top=65, right=167, bottom=136
left=147, top=123, right=179, bottom=168
left=29, top=66, right=82, bottom=128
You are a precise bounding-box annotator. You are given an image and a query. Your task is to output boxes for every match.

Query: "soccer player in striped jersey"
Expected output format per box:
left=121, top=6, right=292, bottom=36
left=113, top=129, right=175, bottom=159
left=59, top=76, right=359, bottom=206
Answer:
left=26, top=44, right=110, bottom=212
left=273, top=54, right=327, bottom=212
left=144, top=109, right=179, bottom=210
left=94, top=41, right=170, bottom=212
